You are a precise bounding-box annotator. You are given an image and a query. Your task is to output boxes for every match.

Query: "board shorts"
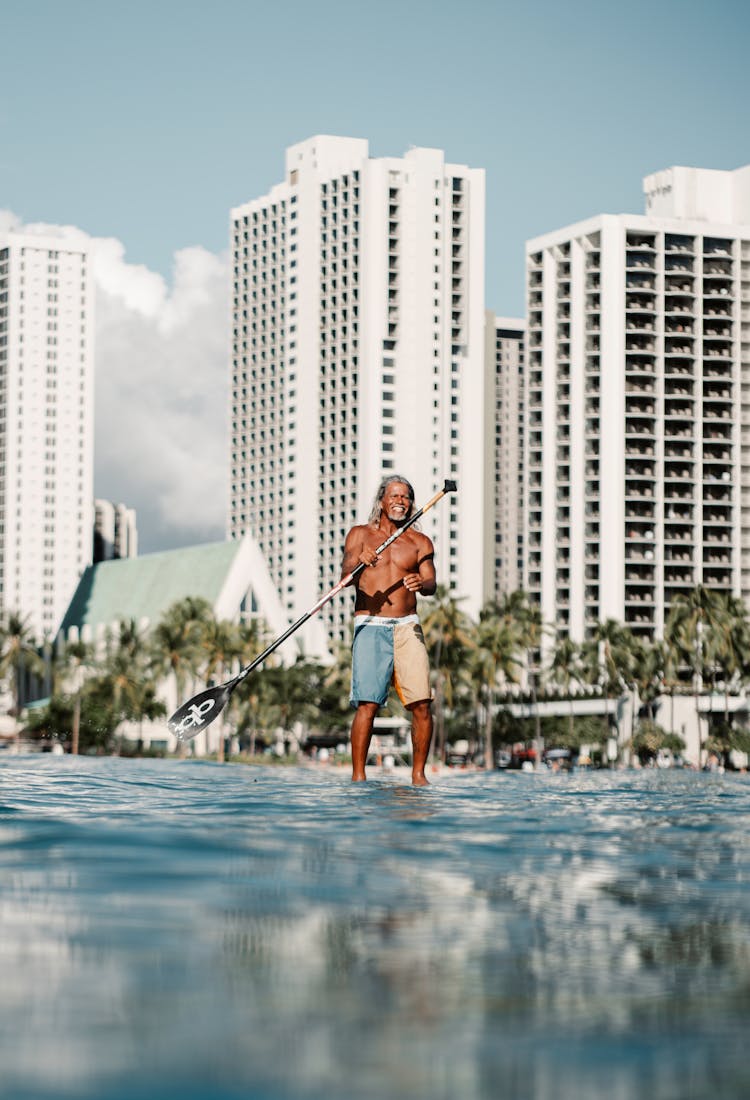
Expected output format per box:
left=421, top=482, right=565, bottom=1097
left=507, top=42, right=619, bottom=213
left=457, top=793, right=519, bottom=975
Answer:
left=350, top=614, right=431, bottom=709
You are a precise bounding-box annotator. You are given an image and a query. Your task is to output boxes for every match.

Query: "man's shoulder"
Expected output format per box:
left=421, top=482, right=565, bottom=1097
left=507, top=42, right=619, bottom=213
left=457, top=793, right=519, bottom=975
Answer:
left=410, top=528, right=434, bottom=553
left=345, top=522, right=377, bottom=541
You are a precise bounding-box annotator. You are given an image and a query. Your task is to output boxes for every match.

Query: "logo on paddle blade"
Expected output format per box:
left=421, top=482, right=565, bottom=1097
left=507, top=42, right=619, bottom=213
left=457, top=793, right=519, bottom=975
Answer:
left=171, top=697, right=216, bottom=737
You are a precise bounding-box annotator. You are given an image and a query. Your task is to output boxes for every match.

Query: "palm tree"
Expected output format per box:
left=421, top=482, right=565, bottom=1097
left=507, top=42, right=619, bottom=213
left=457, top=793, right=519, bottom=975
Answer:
left=59, top=638, right=96, bottom=754
left=629, top=636, right=664, bottom=740
left=200, top=618, right=241, bottom=761
left=666, top=585, right=728, bottom=764
left=581, top=619, right=638, bottom=763
left=149, top=598, right=212, bottom=751
left=711, top=594, right=750, bottom=725
left=99, top=619, right=165, bottom=742
left=548, top=633, right=583, bottom=742
left=469, top=601, right=522, bottom=770
left=656, top=634, right=682, bottom=737
left=501, top=590, right=547, bottom=762
left=0, top=611, right=44, bottom=747
left=421, top=584, right=474, bottom=762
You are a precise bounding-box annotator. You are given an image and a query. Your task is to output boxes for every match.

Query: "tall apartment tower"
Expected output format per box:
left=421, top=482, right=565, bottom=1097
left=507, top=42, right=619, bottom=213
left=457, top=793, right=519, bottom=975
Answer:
left=93, top=499, right=138, bottom=563
left=230, top=136, right=487, bottom=643
left=524, top=163, right=750, bottom=642
left=484, top=312, right=525, bottom=601
left=0, top=233, right=94, bottom=639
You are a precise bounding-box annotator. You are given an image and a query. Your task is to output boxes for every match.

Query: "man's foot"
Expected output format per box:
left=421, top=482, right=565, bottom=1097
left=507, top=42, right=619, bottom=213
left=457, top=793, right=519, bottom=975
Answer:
left=412, top=773, right=429, bottom=787
left=352, top=773, right=367, bottom=782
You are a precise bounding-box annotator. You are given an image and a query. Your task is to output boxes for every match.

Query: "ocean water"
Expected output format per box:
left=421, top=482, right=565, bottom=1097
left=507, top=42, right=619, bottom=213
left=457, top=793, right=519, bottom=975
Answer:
left=1, top=758, right=749, bottom=1100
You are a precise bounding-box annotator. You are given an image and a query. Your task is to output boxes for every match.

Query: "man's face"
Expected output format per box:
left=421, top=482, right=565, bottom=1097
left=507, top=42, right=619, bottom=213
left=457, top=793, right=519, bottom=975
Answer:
left=382, top=482, right=412, bottom=524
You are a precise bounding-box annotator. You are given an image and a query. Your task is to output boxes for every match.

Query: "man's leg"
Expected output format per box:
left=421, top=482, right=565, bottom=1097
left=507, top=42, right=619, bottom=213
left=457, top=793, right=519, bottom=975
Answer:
left=408, top=700, right=433, bottom=786
left=350, top=702, right=379, bottom=782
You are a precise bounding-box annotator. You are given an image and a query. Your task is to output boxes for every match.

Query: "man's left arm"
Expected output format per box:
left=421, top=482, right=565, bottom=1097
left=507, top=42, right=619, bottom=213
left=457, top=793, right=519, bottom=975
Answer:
left=403, top=537, right=437, bottom=596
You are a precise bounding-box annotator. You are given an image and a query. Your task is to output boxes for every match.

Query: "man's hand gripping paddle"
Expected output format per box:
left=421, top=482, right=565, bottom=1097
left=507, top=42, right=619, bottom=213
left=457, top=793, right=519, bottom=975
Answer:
left=167, top=479, right=457, bottom=741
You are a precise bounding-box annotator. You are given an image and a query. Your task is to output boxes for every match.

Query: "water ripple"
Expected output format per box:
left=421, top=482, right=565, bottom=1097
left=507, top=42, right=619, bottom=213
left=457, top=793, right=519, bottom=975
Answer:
left=1, top=757, right=749, bottom=1099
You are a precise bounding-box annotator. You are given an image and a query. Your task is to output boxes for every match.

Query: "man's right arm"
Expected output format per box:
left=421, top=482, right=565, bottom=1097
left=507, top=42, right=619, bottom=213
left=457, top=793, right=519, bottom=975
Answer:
left=341, top=526, right=378, bottom=583
left=341, top=526, right=363, bottom=582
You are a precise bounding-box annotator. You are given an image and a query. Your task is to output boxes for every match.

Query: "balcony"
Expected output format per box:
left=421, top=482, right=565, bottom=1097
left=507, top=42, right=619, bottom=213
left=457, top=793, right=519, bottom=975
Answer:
left=626, top=292, right=656, bottom=310
left=626, top=256, right=657, bottom=274
left=702, top=531, right=731, bottom=549
left=626, top=418, right=656, bottom=435
left=703, top=446, right=732, bottom=463
left=626, top=481, right=656, bottom=499
left=703, top=404, right=733, bottom=422
left=703, top=258, right=733, bottom=276
left=664, top=465, right=694, bottom=481
left=664, top=546, right=693, bottom=562
left=665, top=277, right=694, bottom=293
left=662, top=356, right=693, bottom=374
left=665, top=301, right=695, bottom=315
left=702, top=577, right=732, bottom=594
left=703, top=505, right=732, bottom=522
left=624, top=589, right=655, bottom=604
left=664, top=376, right=694, bottom=394
left=664, top=566, right=694, bottom=583
left=625, top=440, right=655, bottom=458
left=664, top=526, right=694, bottom=543
left=626, top=564, right=655, bottom=581
left=625, top=356, right=657, bottom=374
left=626, top=335, right=656, bottom=352
left=665, top=256, right=694, bottom=273
left=665, top=506, right=693, bottom=521
left=703, top=321, right=733, bottom=337
left=664, top=337, right=694, bottom=355
left=664, top=446, right=694, bottom=463
left=703, top=279, right=734, bottom=300
left=665, top=236, right=695, bottom=254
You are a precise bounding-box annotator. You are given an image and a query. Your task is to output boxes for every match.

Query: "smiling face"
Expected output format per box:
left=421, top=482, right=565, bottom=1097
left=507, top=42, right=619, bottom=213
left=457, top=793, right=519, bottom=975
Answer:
left=380, top=481, right=413, bottom=524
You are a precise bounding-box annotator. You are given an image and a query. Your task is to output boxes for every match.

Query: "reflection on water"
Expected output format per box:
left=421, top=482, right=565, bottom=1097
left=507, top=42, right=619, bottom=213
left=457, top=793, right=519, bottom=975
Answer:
left=1, top=759, right=750, bottom=1099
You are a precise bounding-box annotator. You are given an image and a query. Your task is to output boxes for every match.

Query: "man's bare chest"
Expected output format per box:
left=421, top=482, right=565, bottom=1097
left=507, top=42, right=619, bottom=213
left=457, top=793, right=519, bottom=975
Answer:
left=362, top=530, right=420, bottom=573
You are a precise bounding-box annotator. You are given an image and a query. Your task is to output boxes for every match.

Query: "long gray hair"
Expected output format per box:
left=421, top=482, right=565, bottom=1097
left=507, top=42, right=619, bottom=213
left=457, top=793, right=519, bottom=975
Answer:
left=368, top=475, right=416, bottom=525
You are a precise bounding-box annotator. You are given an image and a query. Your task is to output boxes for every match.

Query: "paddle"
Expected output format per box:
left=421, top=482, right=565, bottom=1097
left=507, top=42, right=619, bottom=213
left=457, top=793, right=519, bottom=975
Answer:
left=167, top=478, right=458, bottom=740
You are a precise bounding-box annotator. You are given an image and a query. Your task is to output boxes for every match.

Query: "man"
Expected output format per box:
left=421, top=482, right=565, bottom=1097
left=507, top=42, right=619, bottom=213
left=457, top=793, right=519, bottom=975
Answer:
left=341, top=476, right=437, bottom=785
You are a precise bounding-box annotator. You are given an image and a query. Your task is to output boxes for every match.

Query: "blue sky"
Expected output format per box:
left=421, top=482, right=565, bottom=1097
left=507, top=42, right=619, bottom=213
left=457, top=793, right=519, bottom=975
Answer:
left=2, top=0, right=749, bottom=552
left=4, top=0, right=749, bottom=317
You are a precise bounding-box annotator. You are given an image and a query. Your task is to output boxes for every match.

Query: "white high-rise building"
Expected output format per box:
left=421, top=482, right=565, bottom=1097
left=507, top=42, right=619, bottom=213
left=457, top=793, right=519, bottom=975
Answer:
left=0, top=233, right=94, bottom=640
left=94, top=499, right=138, bottom=562
left=524, top=163, right=750, bottom=642
left=230, top=136, right=487, bottom=643
left=484, top=313, right=525, bottom=601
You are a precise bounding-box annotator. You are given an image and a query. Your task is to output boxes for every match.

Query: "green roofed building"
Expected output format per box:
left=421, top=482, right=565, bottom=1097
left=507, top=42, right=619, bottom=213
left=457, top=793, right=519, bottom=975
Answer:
left=57, top=535, right=329, bottom=753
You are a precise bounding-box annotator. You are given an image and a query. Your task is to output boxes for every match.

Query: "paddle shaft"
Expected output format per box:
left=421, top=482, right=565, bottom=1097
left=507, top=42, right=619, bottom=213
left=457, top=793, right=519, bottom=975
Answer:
left=226, top=480, right=455, bottom=696
left=166, top=479, right=457, bottom=737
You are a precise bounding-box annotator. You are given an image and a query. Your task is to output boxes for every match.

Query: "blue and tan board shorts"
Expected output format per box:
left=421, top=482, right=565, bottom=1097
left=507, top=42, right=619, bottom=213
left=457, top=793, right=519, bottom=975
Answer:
left=350, top=614, right=431, bottom=709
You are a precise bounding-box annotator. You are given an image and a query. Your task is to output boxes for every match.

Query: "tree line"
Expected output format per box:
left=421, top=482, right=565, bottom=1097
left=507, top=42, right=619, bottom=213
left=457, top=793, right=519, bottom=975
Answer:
left=3, top=582, right=750, bottom=764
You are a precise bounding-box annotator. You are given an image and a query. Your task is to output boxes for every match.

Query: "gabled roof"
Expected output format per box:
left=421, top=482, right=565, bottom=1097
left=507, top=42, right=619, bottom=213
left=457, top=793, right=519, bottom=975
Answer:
left=57, top=536, right=331, bottom=663
left=59, top=541, right=242, bottom=635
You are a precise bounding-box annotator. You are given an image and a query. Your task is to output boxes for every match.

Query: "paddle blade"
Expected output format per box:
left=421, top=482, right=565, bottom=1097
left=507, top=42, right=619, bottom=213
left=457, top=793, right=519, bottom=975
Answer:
left=167, top=684, right=232, bottom=741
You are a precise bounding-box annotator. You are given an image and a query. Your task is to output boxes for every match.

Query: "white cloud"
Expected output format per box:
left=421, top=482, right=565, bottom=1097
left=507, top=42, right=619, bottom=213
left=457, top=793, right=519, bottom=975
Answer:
left=1, top=211, right=229, bottom=551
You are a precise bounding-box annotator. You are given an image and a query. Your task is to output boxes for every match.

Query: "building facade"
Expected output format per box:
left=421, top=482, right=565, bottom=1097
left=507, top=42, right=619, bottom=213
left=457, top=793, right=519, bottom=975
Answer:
left=94, top=499, right=138, bottom=562
left=484, top=313, right=525, bottom=601
left=229, top=136, right=487, bottom=643
left=0, top=232, right=94, bottom=639
left=524, top=163, right=750, bottom=642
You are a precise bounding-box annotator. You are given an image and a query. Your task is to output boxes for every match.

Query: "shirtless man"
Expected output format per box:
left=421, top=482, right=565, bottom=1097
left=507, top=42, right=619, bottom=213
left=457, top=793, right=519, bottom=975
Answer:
left=341, top=476, right=437, bottom=785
